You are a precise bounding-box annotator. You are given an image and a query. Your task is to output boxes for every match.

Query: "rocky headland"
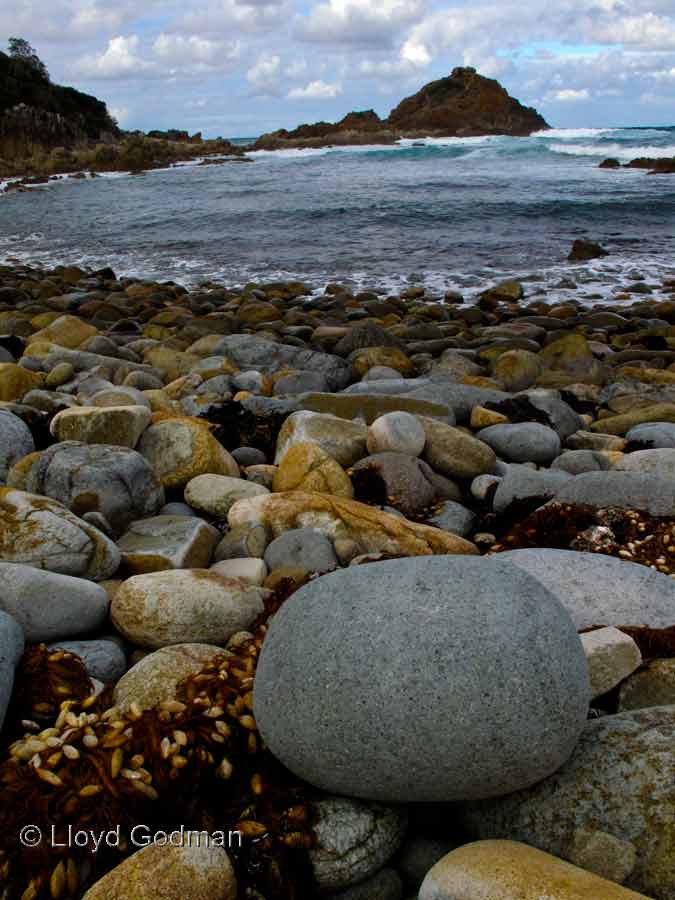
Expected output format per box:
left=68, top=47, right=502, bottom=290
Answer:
left=253, top=67, right=549, bottom=151
left=0, top=52, right=247, bottom=184
left=0, top=257, right=674, bottom=899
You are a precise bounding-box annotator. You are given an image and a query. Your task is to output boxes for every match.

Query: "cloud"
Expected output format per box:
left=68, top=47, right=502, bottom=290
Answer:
left=550, top=88, right=590, bottom=101
left=181, top=0, right=289, bottom=34
left=152, top=33, right=241, bottom=71
left=247, top=53, right=281, bottom=94
left=287, top=79, right=343, bottom=99
left=71, top=35, right=153, bottom=79
left=297, top=0, right=425, bottom=45
left=109, top=105, right=130, bottom=125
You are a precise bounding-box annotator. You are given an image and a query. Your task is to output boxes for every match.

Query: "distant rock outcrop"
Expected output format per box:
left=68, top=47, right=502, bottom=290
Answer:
left=0, top=51, right=118, bottom=161
left=254, top=67, right=548, bottom=150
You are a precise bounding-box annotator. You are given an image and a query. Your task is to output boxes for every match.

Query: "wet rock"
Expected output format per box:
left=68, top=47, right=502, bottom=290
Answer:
left=0, top=562, right=109, bottom=641
left=0, top=488, right=120, bottom=580
left=568, top=239, right=609, bottom=261
left=111, top=569, right=266, bottom=648
left=254, top=556, right=589, bottom=803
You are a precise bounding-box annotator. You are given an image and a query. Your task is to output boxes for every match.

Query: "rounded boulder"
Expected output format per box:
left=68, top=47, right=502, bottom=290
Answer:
left=254, top=556, right=590, bottom=803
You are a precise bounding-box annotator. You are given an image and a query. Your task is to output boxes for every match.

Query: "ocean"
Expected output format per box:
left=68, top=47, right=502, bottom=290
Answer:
left=1, top=125, right=674, bottom=306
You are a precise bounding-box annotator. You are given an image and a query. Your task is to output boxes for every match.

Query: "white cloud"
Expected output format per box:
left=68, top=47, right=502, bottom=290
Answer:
left=247, top=53, right=281, bottom=93
left=298, top=0, right=425, bottom=44
left=72, top=35, right=153, bottom=79
left=550, top=88, right=590, bottom=101
left=181, top=0, right=289, bottom=34
left=287, top=79, right=343, bottom=99
left=152, top=33, right=241, bottom=71
left=109, top=105, right=130, bottom=125
left=284, top=58, right=308, bottom=78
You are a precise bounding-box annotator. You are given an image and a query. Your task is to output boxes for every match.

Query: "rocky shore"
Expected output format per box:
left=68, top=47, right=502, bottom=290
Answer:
left=0, top=259, right=674, bottom=899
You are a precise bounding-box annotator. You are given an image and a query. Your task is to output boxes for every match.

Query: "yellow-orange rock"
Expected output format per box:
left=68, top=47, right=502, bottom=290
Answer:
left=0, top=364, right=45, bottom=401
left=272, top=442, right=354, bottom=498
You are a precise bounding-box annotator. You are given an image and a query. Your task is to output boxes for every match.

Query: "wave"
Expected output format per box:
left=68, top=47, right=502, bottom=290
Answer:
left=551, top=142, right=675, bottom=159
left=532, top=127, right=617, bottom=139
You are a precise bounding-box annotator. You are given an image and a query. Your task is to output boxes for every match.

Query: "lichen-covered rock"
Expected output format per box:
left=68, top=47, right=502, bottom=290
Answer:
left=418, top=416, right=496, bottom=479
left=31, top=314, right=98, bottom=349
left=82, top=841, right=237, bottom=900
left=272, top=442, right=354, bottom=498
left=309, top=797, right=407, bottom=892
left=138, top=416, right=239, bottom=489
left=111, top=569, right=266, bottom=648
left=117, top=515, right=220, bottom=573
left=113, top=643, right=223, bottom=710
left=0, top=488, right=120, bottom=580
left=460, top=707, right=675, bottom=899
left=618, top=658, right=675, bottom=711
left=0, top=363, right=44, bottom=401
left=27, top=442, right=164, bottom=534
left=419, top=840, right=650, bottom=900
left=50, top=405, right=152, bottom=448
left=228, top=492, right=478, bottom=557
left=275, top=411, right=368, bottom=467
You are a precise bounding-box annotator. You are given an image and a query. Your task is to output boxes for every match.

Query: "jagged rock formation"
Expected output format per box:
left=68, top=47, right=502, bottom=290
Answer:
left=0, top=51, right=118, bottom=160
left=254, top=67, right=548, bottom=150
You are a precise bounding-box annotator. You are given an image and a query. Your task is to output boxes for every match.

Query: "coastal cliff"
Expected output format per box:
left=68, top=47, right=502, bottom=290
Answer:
left=253, top=67, right=549, bottom=150
left=0, top=51, right=118, bottom=161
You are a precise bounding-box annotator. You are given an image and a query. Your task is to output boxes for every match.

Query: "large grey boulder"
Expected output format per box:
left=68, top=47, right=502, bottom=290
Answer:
left=254, top=556, right=590, bottom=803
left=211, top=335, right=352, bottom=391
left=497, top=548, right=675, bottom=629
left=0, top=610, right=24, bottom=730
left=27, top=441, right=164, bottom=535
left=460, top=706, right=675, bottom=899
left=0, top=410, right=34, bottom=484
left=0, top=563, right=109, bottom=641
left=492, top=467, right=572, bottom=514
left=553, top=471, right=675, bottom=516
left=614, top=447, right=675, bottom=479
left=477, top=423, right=561, bottom=465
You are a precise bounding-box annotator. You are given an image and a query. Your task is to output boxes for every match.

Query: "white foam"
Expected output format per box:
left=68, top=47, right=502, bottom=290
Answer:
left=551, top=142, right=675, bottom=159
left=532, top=128, right=617, bottom=139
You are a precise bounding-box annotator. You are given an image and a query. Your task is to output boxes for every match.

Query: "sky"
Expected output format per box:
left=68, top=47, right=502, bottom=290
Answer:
left=3, top=0, right=674, bottom=137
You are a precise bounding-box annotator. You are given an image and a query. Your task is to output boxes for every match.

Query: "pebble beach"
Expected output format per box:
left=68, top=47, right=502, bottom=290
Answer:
left=0, top=257, right=674, bottom=900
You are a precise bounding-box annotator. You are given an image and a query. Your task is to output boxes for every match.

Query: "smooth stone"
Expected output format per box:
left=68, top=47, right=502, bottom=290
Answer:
left=492, top=468, right=573, bottom=514
left=231, top=446, right=267, bottom=467
left=493, top=349, right=542, bottom=392
left=0, top=562, right=109, bottom=641
left=351, top=453, right=438, bottom=516
left=418, top=416, right=497, bottom=480
left=309, top=797, right=407, bottom=892
left=0, top=409, right=34, bottom=483
left=160, top=502, right=196, bottom=517
left=618, top=658, right=675, bottom=710
left=184, top=474, right=269, bottom=517
left=626, top=422, right=675, bottom=449
left=111, top=569, right=266, bottom=648
left=273, top=370, right=329, bottom=395
left=90, top=386, right=151, bottom=409
left=210, top=558, right=268, bottom=585
left=470, top=473, right=501, bottom=500
left=367, top=411, right=426, bottom=457
left=518, top=391, right=584, bottom=440
left=551, top=449, right=612, bottom=474
left=567, top=828, right=638, bottom=885
left=113, top=642, right=223, bottom=710
left=362, top=366, right=403, bottom=381
left=264, top=527, right=338, bottom=573
left=207, top=334, right=352, bottom=391
left=82, top=841, right=237, bottom=900
left=254, top=556, right=590, bottom=803
left=301, top=392, right=454, bottom=425
left=425, top=500, right=476, bottom=537
left=138, top=417, right=239, bottom=489
left=0, top=610, right=24, bottom=730
left=47, top=638, right=127, bottom=682
left=213, top=523, right=271, bottom=560
left=499, top=548, right=675, bottom=628
left=0, top=363, right=44, bottom=401
left=419, top=840, right=650, bottom=900
left=614, top=447, right=675, bottom=478
left=566, top=430, right=626, bottom=452
left=0, top=488, right=121, bottom=580
left=27, top=442, right=165, bottom=534
left=273, top=442, right=354, bottom=499
left=477, top=423, right=561, bottom=465
left=50, top=405, right=152, bottom=448
left=553, top=471, right=675, bottom=516
left=229, top=492, right=478, bottom=557
left=117, top=515, right=220, bottom=573
left=590, top=403, right=675, bottom=435
left=275, top=410, right=368, bottom=467
left=460, top=708, right=675, bottom=899
left=31, top=314, right=98, bottom=348
left=580, top=627, right=642, bottom=699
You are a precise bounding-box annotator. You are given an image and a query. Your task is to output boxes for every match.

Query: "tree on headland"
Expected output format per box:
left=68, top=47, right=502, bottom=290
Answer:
left=7, top=37, right=50, bottom=81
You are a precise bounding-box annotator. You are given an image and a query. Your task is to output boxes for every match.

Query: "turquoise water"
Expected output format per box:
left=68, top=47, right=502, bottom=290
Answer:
left=1, top=126, right=674, bottom=304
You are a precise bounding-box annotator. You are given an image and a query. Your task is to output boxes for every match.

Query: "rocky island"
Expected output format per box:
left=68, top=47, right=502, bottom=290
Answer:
left=253, top=67, right=549, bottom=151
